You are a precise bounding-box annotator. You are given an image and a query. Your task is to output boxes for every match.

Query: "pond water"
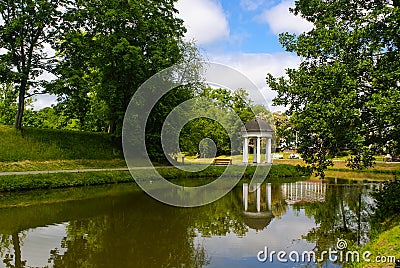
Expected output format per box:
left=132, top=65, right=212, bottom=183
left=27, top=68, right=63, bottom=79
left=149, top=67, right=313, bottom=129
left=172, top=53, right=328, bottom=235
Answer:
left=0, top=179, right=378, bottom=268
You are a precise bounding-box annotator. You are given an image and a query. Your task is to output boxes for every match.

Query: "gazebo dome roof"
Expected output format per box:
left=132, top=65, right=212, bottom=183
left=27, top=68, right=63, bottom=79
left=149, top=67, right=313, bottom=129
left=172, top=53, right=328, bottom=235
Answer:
left=243, top=118, right=273, bottom=132
left=243, top=211, right=274, bottom=231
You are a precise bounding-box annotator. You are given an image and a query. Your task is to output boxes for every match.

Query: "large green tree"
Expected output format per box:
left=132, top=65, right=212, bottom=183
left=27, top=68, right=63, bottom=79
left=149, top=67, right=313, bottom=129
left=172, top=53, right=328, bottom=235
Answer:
left=54, top=0, right=187, bottom=135
left=0, top=0, right=68, bottom=130
left=267, top=0, right=400, bottom=177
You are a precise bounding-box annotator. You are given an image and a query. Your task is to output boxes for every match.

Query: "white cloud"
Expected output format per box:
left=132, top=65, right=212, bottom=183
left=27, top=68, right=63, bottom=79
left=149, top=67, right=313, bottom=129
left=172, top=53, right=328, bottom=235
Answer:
left=260, top=0, right=313, bottom=35
left=209, top=52, right=300, bottom=110
left=30, top=94, right=58, bottom=111
left=175, top=0, right=230, bottom=45
left=240, top=0, right=264, bottom=11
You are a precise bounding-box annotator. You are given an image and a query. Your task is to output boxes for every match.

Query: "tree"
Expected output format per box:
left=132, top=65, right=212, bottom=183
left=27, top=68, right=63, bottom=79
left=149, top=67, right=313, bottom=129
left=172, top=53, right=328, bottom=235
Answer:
left=179, top=87, right=259, bottom=156
left=55, top=0, right=187, bottom=136
left=271, top=111, right=296, bottom=150
left=267, top=0, right=400, bottom=177
left=0, top=0, right=68, bottom=130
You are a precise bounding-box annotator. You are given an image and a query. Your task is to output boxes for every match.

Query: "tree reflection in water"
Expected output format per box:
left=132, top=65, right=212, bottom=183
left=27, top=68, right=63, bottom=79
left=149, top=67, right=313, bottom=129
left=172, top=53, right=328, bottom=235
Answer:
left=0, top=181, right=376, bottom=267
left=297, top=182, right=374, bottom=265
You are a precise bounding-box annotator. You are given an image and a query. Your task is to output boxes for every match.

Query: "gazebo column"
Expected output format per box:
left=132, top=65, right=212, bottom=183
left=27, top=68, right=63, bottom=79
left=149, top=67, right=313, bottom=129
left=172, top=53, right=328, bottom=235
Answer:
left=257, top=137, right=261, bottom=163
left=266, top=138, right=272, bottom=163
left=253, top=138, right=257, bottom=163
left=243, top=183, right=248, bottom=211
left=256, top=183, right=261, bottom=212
left=243, top=137, right=249, bottom=163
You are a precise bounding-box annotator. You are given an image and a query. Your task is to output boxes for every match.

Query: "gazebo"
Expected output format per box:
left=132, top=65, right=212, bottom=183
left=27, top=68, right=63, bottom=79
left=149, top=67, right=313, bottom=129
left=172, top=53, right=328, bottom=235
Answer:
left=242, top=118, right=274, bottom=164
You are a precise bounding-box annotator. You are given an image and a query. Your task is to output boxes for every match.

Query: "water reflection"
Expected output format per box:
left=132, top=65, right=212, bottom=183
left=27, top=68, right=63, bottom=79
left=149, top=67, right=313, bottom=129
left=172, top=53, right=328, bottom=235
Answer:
left=241, top=181, right=327, bottom=232
left=0, top=180, right=377, bottom=267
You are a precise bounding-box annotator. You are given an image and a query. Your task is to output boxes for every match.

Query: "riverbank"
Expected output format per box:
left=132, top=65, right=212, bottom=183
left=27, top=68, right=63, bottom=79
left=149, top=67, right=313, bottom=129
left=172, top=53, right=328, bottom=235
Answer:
left=1, top=125, right=399, bottom=180
left=0, top=164, right=309, bottom=192
left=274, top=159, right=400, bottom=181
left=352, top=219, right=400, bottom=268
left=0, top=159, right=127, bottom=172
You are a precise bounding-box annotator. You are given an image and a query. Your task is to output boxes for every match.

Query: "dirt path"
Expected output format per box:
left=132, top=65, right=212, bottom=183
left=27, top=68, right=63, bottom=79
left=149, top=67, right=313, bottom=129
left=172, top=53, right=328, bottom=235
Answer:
left=0, top=166, right=180, bottom=176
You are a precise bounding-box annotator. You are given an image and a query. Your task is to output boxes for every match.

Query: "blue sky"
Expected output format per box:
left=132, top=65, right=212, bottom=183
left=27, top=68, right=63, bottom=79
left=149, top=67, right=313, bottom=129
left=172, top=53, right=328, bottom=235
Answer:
left=198, top=0, right=285, bottom=53
left=175, top=0, right=313, bottom=110
left=175, top=0, right=313, bottom=54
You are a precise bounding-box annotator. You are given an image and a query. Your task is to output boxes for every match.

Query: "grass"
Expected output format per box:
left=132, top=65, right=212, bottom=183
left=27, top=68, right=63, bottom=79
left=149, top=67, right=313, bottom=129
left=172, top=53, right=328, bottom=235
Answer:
left=350, top=223, right=400, bottom=268
left=274, top=159, right=400, bottom=180
left=0, top=164, right=310, bottom=192
left=2, top=124, right=397, bottom=184
left=0, top=159, right=127, bottom=172
left=0, top=125, right=122, bottom=162
left=0, top=171, right=134, bottom=192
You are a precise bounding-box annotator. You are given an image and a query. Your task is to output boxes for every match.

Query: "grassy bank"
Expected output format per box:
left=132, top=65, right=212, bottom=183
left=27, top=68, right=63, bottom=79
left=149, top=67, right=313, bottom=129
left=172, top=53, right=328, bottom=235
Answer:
left=274, top=159, right=400, bottom=181
left=0, top=164, right=309, bottom=192
left=0, top=125, right=122, bottom=162
left=350, top=223, right=400, bottom=268
left=0, top=159, right=127, bottom=172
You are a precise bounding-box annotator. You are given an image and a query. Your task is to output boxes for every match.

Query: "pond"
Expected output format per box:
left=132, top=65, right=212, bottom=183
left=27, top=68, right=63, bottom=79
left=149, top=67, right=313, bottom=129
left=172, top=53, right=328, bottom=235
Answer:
left=0, top=179, right=378, bottom=267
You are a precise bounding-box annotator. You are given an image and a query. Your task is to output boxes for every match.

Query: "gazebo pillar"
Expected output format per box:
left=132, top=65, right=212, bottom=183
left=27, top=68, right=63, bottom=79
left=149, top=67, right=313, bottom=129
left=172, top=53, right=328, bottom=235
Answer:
left=243, top=137, right=249, bottom=163
left=253, top=138, right=257, bottom=163
left=257, top=137, right=261, bottom=163
left=266, top=138, right=272, bottom=164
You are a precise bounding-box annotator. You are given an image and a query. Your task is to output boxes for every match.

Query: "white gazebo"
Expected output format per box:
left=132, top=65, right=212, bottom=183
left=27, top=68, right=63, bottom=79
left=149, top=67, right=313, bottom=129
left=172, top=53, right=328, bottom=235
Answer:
left=242, top=118, right=274, bottom=164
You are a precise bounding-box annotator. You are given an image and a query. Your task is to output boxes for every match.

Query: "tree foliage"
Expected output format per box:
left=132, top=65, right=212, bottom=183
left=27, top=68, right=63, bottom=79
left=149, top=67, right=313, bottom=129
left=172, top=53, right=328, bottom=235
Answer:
left=0, top=0, right=69, bottom=129
left=267, top=0, right=400, bottom=177
left=0, top=84, right=17, bottom=125
left=54, top=0, right=187, bottom=136
left=180, top=87, right=270, bottom=156
left=371, top=179, right=400, bottom=224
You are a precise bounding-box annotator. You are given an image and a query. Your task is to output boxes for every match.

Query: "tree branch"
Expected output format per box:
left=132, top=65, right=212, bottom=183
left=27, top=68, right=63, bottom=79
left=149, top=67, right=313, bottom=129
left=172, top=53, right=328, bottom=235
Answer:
left=25, top=91, right=48, bottom=98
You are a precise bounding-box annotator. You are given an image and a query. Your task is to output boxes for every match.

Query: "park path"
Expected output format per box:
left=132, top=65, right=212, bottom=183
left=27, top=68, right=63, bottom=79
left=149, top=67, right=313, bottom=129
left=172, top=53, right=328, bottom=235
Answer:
left=0, top=166, right=178, bottom=176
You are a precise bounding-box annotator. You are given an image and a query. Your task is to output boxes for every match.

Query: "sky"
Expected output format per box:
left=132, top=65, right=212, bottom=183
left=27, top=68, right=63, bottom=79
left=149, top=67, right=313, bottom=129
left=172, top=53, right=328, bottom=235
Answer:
left=175, top=0, right=313, bottom=110
left=34, top=0, right=313, bottom=111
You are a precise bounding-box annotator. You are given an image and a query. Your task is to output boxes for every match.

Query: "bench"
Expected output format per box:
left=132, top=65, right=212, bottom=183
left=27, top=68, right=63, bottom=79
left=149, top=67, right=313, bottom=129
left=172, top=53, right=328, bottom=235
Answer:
left=213, top=158, right=232, bottom=165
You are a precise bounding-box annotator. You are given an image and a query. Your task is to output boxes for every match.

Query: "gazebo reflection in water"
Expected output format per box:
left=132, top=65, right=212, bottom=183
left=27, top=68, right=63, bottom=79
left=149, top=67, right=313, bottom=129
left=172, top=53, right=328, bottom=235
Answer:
left=241, top=181, right=327, bottom=231
left=242, top=183, right=274, bottom=231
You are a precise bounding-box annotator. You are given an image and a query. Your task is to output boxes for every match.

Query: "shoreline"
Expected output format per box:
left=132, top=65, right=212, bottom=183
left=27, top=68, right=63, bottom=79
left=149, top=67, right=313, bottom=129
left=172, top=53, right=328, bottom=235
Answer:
left=0, top=159, right=397, bottom=193
left=0, top=164, right=309, bottom=193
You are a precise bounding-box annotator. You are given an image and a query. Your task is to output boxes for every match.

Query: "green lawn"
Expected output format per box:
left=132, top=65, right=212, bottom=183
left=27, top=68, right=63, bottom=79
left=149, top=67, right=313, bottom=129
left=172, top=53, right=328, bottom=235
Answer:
left=0, top=125, right=122, bottom=162
left=351, top=224, right=400, bottom=268
left=0, top=159, right=127, bottom=172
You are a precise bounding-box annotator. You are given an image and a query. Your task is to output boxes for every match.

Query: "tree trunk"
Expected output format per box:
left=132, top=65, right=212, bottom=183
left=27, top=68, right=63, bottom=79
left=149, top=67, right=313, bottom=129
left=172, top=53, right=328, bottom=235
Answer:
left=357, top=188, right=362, bottom=245
left=14, top=77, right=28, bottom=130
left=12, top=232, right=22, bottom=268
left=108, top=120, right=116, bottom=135
left=340, top=192, right=348, bottom=232
left=14, top=86, right=25, bottom=130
